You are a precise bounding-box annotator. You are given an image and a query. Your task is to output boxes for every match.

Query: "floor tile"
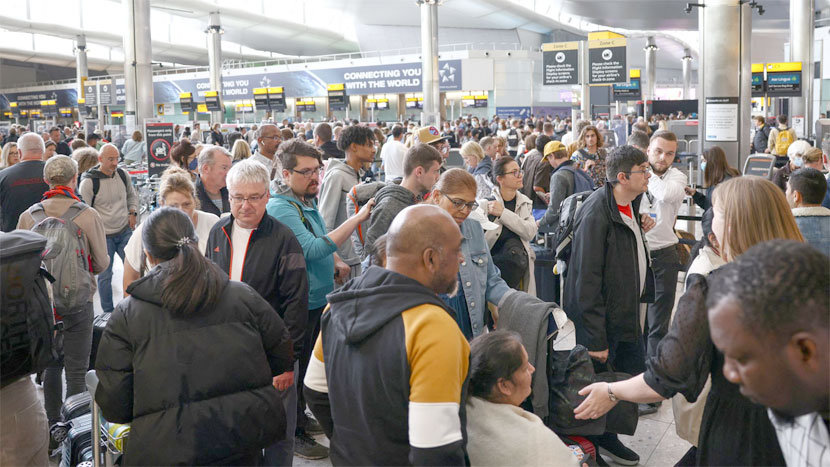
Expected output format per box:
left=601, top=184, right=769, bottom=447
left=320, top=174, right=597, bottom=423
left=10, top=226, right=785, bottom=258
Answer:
left=645, top=426, right=693, bottom=467
left=612, top=418, right=672, bottom=466
left=641, top=399, right=677, bottom=424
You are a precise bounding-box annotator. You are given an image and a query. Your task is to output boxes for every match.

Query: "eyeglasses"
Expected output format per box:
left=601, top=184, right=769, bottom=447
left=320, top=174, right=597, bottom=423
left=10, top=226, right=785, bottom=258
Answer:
left=443, top=193, right=479, bottom=212
left=262, top=135, right=282, bottom=141
left=289, top=167, right=321, bottom=178
left=229, top=192, right=268, bottom=205
left=503, top=169, right=523, bottom=178
left=627, top=167, right=652, bottom=175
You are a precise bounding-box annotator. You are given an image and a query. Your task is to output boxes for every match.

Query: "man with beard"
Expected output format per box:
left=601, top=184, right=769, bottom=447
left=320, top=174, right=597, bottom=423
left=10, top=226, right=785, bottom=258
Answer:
left=636, top=130, right=686, bottom=416
left=708, top=240, right=829, bottom=467
left=304, top=205, right=470, bottom=466
left=266, top=139, right=375, bottom=460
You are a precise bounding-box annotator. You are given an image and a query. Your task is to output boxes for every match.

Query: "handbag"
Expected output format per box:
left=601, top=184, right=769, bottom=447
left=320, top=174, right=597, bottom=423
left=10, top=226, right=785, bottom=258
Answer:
left=672, top=375, right=711, bottom=446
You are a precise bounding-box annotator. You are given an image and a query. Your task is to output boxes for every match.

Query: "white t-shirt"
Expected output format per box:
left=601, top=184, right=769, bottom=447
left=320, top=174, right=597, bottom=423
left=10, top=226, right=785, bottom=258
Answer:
left=619, top=206, right=647, bottom=295
left=230, top=221, right=254, bottom=281
left=124, top=210, right=220, bottom=273
left=380, top=140, right=407, bottom=181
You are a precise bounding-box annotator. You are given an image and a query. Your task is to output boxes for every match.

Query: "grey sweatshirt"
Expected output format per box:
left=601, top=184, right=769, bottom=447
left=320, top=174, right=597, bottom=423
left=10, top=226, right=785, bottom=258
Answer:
left=540, top=161, right=576, bottom=229
left=78, top=166, right=138, bottom=235
left=319, top=158, right=362, bottom=266
left=365, top=183, right=418, bottom=255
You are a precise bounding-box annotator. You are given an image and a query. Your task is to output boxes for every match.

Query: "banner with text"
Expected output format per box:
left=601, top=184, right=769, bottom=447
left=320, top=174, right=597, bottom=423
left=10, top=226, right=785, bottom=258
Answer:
left=145, top=122, right=174, bottom=177
left=589, top=38, right=627, bottom=84
left=542, top=42, right=579, bottom=85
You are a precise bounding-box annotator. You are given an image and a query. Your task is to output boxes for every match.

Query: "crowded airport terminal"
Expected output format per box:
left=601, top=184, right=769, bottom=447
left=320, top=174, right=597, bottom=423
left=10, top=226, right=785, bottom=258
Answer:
left=1, top=0, right=829, bottom=466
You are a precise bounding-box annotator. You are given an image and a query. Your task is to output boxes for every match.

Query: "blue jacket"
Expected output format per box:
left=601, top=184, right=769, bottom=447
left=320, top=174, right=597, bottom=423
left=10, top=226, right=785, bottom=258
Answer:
left=792, top=206, right=830, bottom=258
left=457, top=218, right=511, bottom=337
left=266, top=186, right=337, bottom=309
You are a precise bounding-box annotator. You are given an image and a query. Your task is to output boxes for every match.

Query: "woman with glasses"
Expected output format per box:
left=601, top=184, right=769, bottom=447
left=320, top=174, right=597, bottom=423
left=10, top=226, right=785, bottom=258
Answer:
left=432, top=168, right=511, bottom=340
left=484, top=157, right=538, bottom=295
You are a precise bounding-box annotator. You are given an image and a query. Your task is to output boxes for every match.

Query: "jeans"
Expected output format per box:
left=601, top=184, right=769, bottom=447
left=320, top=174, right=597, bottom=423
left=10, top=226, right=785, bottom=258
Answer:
left=44, top=303, right=94, bottom=424
left=644, top=246, right=680, bottom=361
left=263, top=361, right=299, bottom=466
left=99, top=228, right=132, bottom=313
left=1, top=377, right=49, bottom=466
left=296, top=306, right=325, bottom=435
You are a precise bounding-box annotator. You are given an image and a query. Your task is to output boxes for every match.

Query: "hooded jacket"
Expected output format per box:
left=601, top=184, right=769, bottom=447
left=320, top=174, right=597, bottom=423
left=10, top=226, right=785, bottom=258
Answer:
left=205, top=213, right=309, bottom=362
left=304, top=266, right=470, bottom=466
left=563, top=181, right=655, bottom=351
left=318, top=140, right=345, bottom=160
left=266, top=182, right=337, bottom=310
left=483, top=188, right=538, bottom=295
left=78, top=165, right=138, bottom=235
left=364, top=182, right=419, bottom=254
left=319, top=158, right=363, bottom=266
left=94, top=262, right=293, bottom=466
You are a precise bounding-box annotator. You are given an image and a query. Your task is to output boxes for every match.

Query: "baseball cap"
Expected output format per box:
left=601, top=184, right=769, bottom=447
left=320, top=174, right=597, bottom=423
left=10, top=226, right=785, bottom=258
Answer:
left=414, top=126, right=448, bottom=145
left=544, top=140, right=566, bottom=157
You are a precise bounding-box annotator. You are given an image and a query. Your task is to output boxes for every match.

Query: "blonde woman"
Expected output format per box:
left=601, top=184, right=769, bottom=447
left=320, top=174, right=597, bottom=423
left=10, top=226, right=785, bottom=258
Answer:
left=121, top=130, right=146, bottom=164
left=72, top=147, right=99, bottom=175
left=0, top=142, right=19, bottom=169
left=122, top=167, right=219, bottom=291
left=231, top=138, right=252, bottom=162
left=574, top=176, right=801, bottom=466
left=461, top=141, right=495, bottom=200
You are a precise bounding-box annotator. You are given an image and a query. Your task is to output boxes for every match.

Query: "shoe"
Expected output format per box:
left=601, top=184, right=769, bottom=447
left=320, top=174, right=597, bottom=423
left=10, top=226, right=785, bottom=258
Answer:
left=294, top=432, right=329, bottom=460
left=597, top=435, right=640, bottom=466
left=305, top=417, right=324, bottom=435
left=638, top=402, right=659, bottom=416
left=595, top=452, right=611, bottom=466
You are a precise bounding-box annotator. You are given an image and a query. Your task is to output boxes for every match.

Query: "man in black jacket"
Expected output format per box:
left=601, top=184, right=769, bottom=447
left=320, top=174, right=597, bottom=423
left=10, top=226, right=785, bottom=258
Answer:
left=563, top=145, right=656, bottom=466
left=313, top=123, right=344, bottom=160
left=195, top=146, right=232, bottom=216
left=205, top=159, right=309, bottom=467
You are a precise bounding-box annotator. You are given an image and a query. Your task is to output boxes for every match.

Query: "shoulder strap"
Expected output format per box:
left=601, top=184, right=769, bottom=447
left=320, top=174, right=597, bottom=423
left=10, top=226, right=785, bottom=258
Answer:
left=91, top=178, right=100, bottom=207
left=117, top=167, right=129, bottom=189
left=287, top=199, right=316, bottom=237
left=60, top=202, right=89, bottom=224
left=29, top=203, right=47, bottom=224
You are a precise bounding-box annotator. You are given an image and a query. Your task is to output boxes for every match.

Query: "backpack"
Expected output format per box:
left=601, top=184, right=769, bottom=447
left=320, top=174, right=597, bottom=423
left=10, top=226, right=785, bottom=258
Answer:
left=506, top=128, right=520, bottom=148
left=774, top=128, right=795, bottom=155
left=345, top=181, right=386, bottom=258
left=559, top=165, right=596, bottom=194
left=553, top=191, right=594, bottom=278
left=81, top=167, right=129, bottom=207
left=0, top=230, right=57, bottom=386
left=27, top=202, right=95, bottom=312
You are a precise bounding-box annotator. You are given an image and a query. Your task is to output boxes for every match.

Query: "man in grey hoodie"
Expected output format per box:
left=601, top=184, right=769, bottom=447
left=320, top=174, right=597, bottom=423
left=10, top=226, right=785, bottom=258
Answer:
left=319, top=125, right=376, bottom=278
left=364, top=144, right=443, bottom=253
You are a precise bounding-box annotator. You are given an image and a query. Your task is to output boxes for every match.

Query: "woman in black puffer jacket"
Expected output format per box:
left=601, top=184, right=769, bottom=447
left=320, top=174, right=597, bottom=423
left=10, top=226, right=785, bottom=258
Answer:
left=95, top=207, right=293, bottom=466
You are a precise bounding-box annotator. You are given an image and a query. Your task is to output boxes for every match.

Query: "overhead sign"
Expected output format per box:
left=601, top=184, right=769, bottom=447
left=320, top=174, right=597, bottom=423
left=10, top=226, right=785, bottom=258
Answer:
left=588, top=37, right=627, bottom=84
left=145, top=122, right=174, bottom=176
left=328, top=83, right=348, bottom=111
left=296, top=99, right=317, bottom=112
left=766, top=62, right=802, bottom=97
left=495, top=106, right=531, bottom=119
left=253, top=88, right=270, bottom=110
left=751, top=63, right=765, bottom=97
left=235, top=101, right=254, bottom=113
left=179, top=92, right=194, bottom=113
left=405, top=97, right=423, bottom=109
left=84, top=81, right=97, bottom=106
left=204, top=90, right=222, bottom=111
left=98, top=79, right=113, bottom=105
left=613, top=70, right=641, bottom=101
left=268, top=87, right=286, bottom=112
left=40, top=99, right=58, bottom=117
left=705, top=97, right=739, bottom=142
left=542, top=41, right=579, bottom=86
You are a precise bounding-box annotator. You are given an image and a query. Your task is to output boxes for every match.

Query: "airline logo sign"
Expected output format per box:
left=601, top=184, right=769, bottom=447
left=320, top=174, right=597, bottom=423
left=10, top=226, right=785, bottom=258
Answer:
left=765, top=62, right=802, bottom=97
left=588, top=38, right=627, bottom=84
left=542, top=42, right=579, bottom=85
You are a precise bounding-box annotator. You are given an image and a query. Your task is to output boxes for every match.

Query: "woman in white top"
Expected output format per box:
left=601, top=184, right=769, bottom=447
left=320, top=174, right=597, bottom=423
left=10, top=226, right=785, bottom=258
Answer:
left=466, top=331, right=582, bottom=467
left=483, top=157, right=538, bottom=296
left=123, top=167, right=219, bottom=292
left=121, top=130, right=146, bottom=164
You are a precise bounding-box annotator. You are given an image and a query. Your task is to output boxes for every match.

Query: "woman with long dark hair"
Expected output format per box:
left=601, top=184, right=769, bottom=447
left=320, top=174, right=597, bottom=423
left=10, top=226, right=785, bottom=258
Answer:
left=94, top=207, right=293, bottom=465
left=686, top=146, right=740, bottom=210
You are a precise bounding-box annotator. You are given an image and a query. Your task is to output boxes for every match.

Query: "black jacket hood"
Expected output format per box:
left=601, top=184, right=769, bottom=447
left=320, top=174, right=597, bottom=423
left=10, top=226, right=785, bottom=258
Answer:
left=325, top=266, right=451, bottom=344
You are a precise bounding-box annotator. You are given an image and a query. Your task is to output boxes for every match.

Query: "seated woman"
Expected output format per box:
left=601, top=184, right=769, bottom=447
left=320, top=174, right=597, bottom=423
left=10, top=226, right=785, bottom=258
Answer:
left=485, top=157, right=538, bottom=295
left=466, top=331, right=581, bottom=467
left=95, top=207, right=294, bottom=465
left=432, top=169, right=510, bottom=339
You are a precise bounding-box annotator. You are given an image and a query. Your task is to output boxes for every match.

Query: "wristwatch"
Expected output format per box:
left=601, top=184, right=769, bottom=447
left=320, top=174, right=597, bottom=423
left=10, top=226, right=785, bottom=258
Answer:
left=607, top=383, right=618, bottom=402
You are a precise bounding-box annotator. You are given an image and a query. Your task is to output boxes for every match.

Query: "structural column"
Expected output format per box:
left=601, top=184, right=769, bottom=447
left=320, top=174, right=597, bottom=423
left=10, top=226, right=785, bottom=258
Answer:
left=580, top=41, right=591, bottom=120
left=123, top=0, right=155, bottom=132
left=682, top=48, right=693, bottom=100
left=419, top=0, right=440, bottom=127
left=75, top=35, right=88, bottom=100
left=698, top=0, right=752, bottom=168
left=644, top=36, right=658, bottom=121
left=207, top=11, right=224, bottom=124
left=790, top=0, right=814, bottom=137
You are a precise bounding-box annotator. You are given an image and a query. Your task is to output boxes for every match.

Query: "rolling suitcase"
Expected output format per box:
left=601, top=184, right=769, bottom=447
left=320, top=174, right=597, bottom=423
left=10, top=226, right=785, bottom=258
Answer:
left=52, top=391, right=92, bottom=450
left=60, top=413, right=94, bottom=467
left=89, top=313, right=112, bottom=370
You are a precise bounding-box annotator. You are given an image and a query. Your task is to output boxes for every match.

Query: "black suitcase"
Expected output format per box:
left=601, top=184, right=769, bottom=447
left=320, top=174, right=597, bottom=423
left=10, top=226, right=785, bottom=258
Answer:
left=60, top=413, right=94, bottom=467
left=89, top=312, right=112, bottom=370
left=532, top=244, right=560, bottom=304
left=52, top=391, right=92, bottom=445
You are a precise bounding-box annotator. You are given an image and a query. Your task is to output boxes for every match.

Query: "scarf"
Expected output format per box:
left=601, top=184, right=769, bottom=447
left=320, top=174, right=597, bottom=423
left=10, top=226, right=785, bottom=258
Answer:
left=42, top=185, right=81, bottom=202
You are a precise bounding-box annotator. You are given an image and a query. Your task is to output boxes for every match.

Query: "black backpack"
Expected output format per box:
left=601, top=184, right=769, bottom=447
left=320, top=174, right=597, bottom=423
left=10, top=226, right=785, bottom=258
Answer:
left=553, top=191, right=594, bottom=276
left=506, top=128, right=520, bottom=147
left=0, top=230, right=58, bottom=387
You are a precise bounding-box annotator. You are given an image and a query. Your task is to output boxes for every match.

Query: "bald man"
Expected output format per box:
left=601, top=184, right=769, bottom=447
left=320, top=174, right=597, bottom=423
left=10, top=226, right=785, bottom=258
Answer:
left=251, top=123, right=284, bottom=180
left=304, top=205, right=470, bottom=466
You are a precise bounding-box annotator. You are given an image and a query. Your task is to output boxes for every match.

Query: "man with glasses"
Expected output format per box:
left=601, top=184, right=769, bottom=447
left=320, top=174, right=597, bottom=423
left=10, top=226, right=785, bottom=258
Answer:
left=251, top=123, right=284, bottom=181
left=206, top=159, right=309, bottom=467
left=563, top=145, right=656, bottom=466
left=637, top=130, right=685, bottom=416
left=266, top=140, right=375, bottom=460
left=320, top=125, right=377, bottom=279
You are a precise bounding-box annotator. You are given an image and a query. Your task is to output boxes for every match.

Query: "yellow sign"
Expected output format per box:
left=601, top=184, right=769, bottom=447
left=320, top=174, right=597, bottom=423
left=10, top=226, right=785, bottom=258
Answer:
left=766, top=62, right=801, bottom=72
left=406, top=97, right=423, bottom=102
left=3, top=111, right=11, bottom=117
left=588, top=31, right=625, bottom=41
left=327, top=83, right=345, bottom=91
left=367, top=98, right=378, bottom=103
left=29, top=109, right=41, bottom=116
left=541, top=41, right=579, bottom=52
left=377, top=98, right=389, bottom=103
left=197, top=104, right=209, bottom=113
left=589, top=37, right=626, bottom=49
left=80, top=76, right=87, bottom=96
left=474, top=95, right=488, bottom=100
left=630, top=69, right=641, bottom=78
left=77, top=98, right=85, bottom=104
left=179, top=92, right=192, bottom=98
left=253, top=88, right=268, bottom=95
left=9, top=102, right=17, bottom=108
left=204, top=90, right=219, bottom=97
left=111, top=111, right=124, bottom=117
left=268, top=87, right=284, bottom=94
left=751, top=63, right=764, bottom=73
left=462, top=96, right=475, bottom=100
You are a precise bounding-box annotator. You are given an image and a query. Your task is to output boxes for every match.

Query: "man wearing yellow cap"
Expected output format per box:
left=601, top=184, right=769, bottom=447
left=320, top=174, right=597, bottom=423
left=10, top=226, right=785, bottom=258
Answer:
left=539, top=140, right=595, bottom=229
left=414, top=126, right=451, bottom=172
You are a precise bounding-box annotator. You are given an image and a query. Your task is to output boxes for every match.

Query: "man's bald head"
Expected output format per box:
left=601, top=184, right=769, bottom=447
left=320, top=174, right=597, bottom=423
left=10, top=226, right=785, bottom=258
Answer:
left=386, top=205, right=463, bottom=295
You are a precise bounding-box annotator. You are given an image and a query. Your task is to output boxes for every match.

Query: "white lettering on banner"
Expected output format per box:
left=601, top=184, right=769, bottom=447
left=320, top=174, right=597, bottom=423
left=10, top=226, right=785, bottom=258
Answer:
left=196, top=82, right=211, bottom=90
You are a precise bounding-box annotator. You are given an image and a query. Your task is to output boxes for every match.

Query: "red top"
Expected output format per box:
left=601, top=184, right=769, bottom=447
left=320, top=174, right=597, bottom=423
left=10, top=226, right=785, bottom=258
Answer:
left=617, top=204, right=632, bottom=218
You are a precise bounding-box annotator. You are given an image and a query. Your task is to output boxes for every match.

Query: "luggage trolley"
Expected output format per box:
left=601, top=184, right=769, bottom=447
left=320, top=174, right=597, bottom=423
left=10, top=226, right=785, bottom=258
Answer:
left=85, top=370, right=130, bottom=467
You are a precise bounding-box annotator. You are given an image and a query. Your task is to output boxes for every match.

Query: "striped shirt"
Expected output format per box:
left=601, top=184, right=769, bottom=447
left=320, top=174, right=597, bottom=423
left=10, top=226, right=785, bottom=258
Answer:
left=769, top=410, right=830, bottom=467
